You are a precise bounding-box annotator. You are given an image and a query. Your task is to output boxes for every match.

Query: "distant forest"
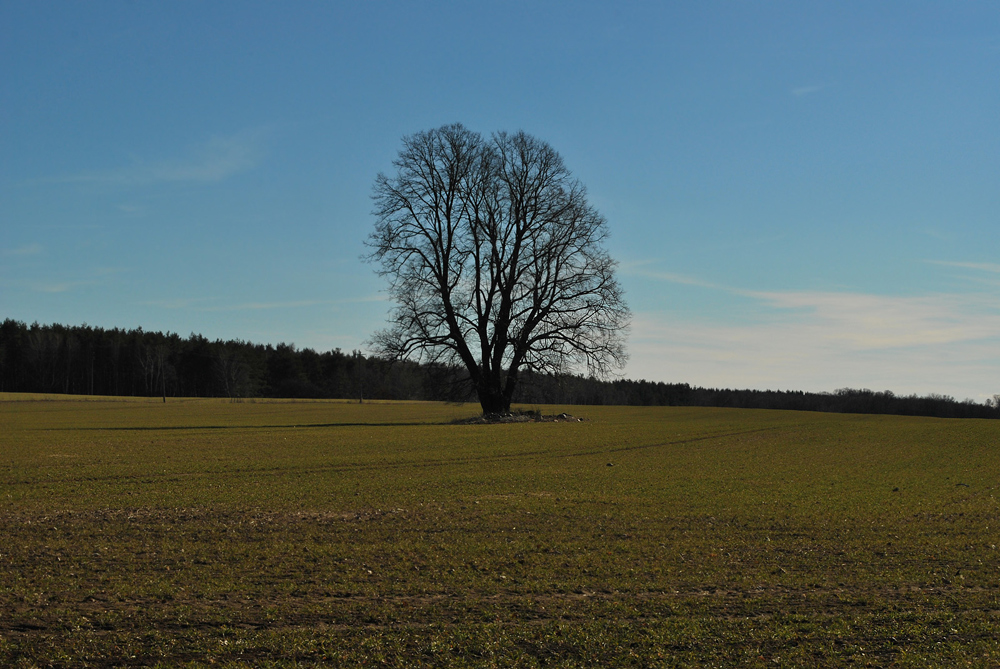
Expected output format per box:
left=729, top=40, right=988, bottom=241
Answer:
left=1, top=319, right=997, bottom=419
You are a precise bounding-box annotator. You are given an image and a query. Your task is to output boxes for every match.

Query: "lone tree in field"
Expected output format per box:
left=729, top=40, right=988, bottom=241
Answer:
left=366, top=124, right=629, bottom=414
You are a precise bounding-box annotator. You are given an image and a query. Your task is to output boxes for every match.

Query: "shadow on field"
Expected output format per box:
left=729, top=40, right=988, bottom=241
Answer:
left=38, top=422, right=442, bottom=431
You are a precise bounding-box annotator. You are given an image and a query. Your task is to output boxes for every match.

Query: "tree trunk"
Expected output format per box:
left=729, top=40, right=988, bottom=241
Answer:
left=477, top=379, right=510, bottom=415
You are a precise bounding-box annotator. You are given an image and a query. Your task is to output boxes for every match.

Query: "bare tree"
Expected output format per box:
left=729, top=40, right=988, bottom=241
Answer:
left=366, top=124, right=629, bottom=414
left=216, top=347, right=253, bottom=402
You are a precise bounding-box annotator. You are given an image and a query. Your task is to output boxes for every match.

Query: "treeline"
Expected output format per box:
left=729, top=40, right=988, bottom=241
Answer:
left=514, top=373, right=1000, bottom=419
left=1, top=319, right=996, bottom=419
left=0, top=319, right=468, bottom=402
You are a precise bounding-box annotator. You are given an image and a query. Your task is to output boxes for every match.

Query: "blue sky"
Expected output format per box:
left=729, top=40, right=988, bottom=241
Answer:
left=3, top=2, right=1000, bottom=400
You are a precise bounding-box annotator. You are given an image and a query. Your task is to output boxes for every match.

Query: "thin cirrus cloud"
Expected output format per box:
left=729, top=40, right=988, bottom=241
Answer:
left=200, top=300, right=334, bottom=312
left=625, top=268, right=1000, bottom=396
left=743, top=290, right=1000, bottom=350
left=44, top=130, right=266, bottom=186
left=138, top=298, right=322, bottom=312
left=633, top=268, right=1000, bottom=351
left=11, top=266, right=128, bottom=293
left=626, top=311, right=1000, bottom=398
left=26, top=280, right=96, bottom=293
left=926, top=260, right=1000, bottom=274
left=4, top=243, right=44, bottom=256
left=142, top=294, right=388, bottom=312
left=791, top=84, right=824, bottom=97
left=924, top=260, right=1000, bottom=289
left=623, top=263, right=723, bottom=291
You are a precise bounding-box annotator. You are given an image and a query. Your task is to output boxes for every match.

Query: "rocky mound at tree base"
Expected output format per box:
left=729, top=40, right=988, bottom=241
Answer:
left=454, top=411, right=584, bottom=425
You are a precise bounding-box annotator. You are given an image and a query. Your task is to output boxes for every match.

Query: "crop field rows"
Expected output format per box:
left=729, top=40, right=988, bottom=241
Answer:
left=2, top=396, right=999, bottom=667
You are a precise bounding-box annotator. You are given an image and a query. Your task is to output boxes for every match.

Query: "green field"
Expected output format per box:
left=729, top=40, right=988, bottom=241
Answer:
left=2, top=395, right=999, bottom=667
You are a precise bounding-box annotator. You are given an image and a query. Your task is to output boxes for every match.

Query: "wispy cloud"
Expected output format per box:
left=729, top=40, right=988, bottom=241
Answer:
left=41, top=129, right=266, bottom=187
left=5, top=243, right=44, bottom=256
left=626, top=267, right=1000, bottom=398
left=201, top=295, right=392, bottom=311
left=637, top=270, right=722, bottom=290
left=744, top=290, right=1000, bottom=349
left=638, top=268, right=1000, bottom=349
left=624, top=264, right=728, bottom=291
left=924, top=260, right=1000, bottom=289
left=341, top=293, right=391, bottom=304
left=927, top=260, right=1000, bottom=274
left=16, top=267, right=127, bottom=294
left=143, top=294, right=388, bottom=312
left=201, top=300, right=333, bottom=312
left=27, top=280, right=95, bottom=293
left=139, top=297, right=218, bottom=310
left=626, top=308, right=1000, bottom=400
left=791, top=84, right=824, bottom=97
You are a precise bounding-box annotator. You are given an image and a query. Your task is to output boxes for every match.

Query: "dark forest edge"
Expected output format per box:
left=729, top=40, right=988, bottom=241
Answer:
left=2, top=319, right=997, bottom=419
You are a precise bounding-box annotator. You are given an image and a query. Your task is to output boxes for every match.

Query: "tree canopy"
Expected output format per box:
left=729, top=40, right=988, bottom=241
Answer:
left=366, top=124, right=630, bottom=414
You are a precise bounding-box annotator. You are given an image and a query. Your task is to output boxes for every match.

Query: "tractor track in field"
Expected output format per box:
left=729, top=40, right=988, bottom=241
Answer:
left=4, top=425, right=799, bottom=487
